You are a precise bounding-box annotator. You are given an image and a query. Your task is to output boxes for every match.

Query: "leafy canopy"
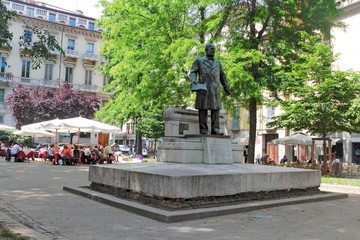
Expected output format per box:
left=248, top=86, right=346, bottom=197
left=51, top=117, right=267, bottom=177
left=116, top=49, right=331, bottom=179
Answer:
left=268, top=32, right=360, bottom=136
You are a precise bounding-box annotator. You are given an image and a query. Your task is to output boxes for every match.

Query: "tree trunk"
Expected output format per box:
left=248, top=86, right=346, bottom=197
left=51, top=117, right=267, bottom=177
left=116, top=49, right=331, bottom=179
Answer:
left=247, top=97, right=257, bottom=164
left=322, top=133, right=327, bottom=175
left=135, top=126, right=142, bottom=155
left=154, top=139, right=157, bottom=159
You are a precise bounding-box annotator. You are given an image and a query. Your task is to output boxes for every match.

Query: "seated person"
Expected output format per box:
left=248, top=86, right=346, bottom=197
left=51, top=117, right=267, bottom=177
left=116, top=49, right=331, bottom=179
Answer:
left=83, top=146, right=92, bottom=164
left=72, top=145, right=81, bottom=164
left=60, top=144, right=73, bottom=165
left=10, top=142, right=22, bottom=161
left=103, top=144, right=114, bottom=164
left=47, top=144, right=55, bottom=161
left=91, top=146, right=103, bottom=164
left=280, top=155, right=288, bottom=164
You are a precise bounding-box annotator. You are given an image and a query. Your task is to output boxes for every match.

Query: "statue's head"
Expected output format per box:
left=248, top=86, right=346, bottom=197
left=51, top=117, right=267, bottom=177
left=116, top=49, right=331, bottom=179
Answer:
left=205, top=43, right=215, bottom=58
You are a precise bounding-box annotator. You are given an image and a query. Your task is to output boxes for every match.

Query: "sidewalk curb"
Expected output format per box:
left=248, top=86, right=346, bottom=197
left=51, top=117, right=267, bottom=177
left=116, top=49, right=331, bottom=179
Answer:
left=320, top=183, right=360, bottom=194
left=64, top=186, right=348, bottom=223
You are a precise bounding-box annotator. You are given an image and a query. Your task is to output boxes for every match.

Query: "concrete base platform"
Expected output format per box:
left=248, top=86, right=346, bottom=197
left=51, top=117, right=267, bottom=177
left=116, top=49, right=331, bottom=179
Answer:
left=64, top=186, right=348, bottom=223
left=89, top=163, right=321, bottom=198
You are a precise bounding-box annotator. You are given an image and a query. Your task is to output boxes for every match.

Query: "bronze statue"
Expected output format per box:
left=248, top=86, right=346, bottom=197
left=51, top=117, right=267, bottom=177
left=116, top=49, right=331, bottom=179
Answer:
left=189, top=43, right=231, bottom=135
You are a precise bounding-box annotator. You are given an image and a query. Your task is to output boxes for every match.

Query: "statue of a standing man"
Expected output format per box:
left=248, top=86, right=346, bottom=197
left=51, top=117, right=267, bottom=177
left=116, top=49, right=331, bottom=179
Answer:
left=189, top=43, right=231, bottom=135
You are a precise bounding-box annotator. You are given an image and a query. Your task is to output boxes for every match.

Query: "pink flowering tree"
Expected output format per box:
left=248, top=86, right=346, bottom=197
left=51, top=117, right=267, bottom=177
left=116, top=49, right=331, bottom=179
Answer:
left=7, top=82, right=101, bottom=129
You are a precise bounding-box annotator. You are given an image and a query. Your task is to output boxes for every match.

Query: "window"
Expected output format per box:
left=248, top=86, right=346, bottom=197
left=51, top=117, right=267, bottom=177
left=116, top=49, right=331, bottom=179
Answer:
left=85, top=70, right=92, bottom=85
left=49, top=13, right=56, bottom=22
left=67, top=39, right=75, bottom=50
left=88, top=22, right=95, bottom=31
left=36, top=9, right=47, bottom=17
left=23, top=30, right=33, bottom=44
left=65, top=67, right=73, bottom=83
left=58, top=14, right=68, bottom=22
left=69, top=18, right=76, bottom=27
left=21, top=60, right=31, bottom=78
left=0, top=89, right=4, bottom=102
left=0, top=58, right=6, bottom=72
left=86, top=43, right=94, bottom=53
left=266, top=105, right=276, bottom=125
left=232, top=106, right=240, bottom=130
left=26, top=8, right=34, bottom=18
left=0, top=116, right=3, bottom=124
left=44, top=64, right=53, bottom=80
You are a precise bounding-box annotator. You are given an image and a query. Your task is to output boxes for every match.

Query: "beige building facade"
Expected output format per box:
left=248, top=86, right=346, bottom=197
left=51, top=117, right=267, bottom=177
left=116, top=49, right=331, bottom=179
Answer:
left=1, top=0, right=110, bottom=144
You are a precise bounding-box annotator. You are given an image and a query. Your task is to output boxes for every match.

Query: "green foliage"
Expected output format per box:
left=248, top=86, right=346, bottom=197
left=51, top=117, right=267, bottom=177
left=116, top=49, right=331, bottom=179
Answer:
left=0, top=2, right=15, bottom=48
left=322, top=176, right=360, bottom=187
left=0, top=130, right=33, bottom=147
left=268, top=32, right=360, bottom=136
left=97, top=0, right=204, bottom=133
left=97, top=0, right=344, bottom=161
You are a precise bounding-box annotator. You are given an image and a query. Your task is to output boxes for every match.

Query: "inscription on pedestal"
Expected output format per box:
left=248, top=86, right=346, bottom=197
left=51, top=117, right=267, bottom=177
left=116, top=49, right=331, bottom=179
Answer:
left=201, top=137, right=233, bottom=164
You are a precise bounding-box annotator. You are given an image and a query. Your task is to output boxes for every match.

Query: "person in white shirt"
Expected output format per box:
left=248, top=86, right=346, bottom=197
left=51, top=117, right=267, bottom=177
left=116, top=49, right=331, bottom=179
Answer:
left=10, top=143, right=21, bottom=155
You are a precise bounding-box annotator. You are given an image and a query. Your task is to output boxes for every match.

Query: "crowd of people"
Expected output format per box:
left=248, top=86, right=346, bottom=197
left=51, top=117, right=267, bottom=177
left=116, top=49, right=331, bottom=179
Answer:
left=1, top=137, right=117, bottom=165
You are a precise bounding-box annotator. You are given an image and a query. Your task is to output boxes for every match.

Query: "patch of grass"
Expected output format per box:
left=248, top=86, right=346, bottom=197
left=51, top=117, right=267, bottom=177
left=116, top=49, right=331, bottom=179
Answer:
left=321, top=176, right=360, bottom=187
left=0, top=223, right=30, bottom=240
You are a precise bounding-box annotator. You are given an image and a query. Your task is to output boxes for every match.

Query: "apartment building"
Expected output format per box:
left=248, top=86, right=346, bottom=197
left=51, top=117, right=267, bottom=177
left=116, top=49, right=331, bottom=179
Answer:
left=0, top=0, right=109, bottom=133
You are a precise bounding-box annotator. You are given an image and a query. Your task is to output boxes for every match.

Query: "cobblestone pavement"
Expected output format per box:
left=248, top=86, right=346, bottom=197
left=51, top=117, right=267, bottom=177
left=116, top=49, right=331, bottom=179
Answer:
left=1, top=160, right=360, bottom=240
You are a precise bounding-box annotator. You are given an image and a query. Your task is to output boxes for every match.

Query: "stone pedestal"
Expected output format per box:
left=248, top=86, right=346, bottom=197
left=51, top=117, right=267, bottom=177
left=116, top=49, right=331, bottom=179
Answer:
left=158, top=135, right=240, bottom=164
left=68, top=108, right=324, bottom=222
left=201, top=136, right=233, bottom=164
left=87, top=163, right=321, bottom=210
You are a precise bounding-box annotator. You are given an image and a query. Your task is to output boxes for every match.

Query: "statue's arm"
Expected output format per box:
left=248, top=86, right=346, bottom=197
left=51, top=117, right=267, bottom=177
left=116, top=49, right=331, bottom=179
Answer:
left=220, top=63, right=231, bottom=96
left=189, top=59, right=200, bottom=84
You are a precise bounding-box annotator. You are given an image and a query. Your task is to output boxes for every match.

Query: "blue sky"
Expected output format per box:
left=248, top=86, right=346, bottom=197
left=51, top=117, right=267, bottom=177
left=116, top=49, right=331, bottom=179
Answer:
left=42, top=0, right=103, bottom=19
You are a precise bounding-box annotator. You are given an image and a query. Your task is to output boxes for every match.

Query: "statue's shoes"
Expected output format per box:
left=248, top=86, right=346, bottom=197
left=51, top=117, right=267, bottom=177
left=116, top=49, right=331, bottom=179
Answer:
left=211, top=130, right=224, bottom=135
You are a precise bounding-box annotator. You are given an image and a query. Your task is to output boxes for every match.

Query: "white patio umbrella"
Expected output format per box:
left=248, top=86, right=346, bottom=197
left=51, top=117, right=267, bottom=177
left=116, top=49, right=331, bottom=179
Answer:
left=0, top=124, right=15, bottom=130
left=14, top=130, right=55, bottom=138
left=272, top=134, right=312, bottom=145
left=21, top=117, right=120, bottom=143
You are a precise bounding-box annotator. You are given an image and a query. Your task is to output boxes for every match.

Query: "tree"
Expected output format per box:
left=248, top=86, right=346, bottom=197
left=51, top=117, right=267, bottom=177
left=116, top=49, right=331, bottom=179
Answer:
left=217, top=0, right=343, bottom=163
left=97, top=0, right=343, bottom=162
left=268, top=32, right=360, bottom=165
left=7, top=83, right=101, bottom=128
left=0, top=2, right=63, bottom=69
left=96, top=0, right=201, bottom=138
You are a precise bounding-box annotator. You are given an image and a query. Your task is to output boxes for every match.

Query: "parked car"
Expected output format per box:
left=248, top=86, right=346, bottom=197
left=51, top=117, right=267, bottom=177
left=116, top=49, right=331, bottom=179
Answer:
left=114, top=145, right=130, bottom=156
left=142, top=148, right=148, bottom=157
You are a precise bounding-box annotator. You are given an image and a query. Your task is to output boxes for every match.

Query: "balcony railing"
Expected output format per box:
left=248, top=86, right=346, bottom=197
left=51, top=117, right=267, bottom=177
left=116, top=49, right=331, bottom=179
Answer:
left=11, top=76, right=59, bottom=87
left=10, top=76, right=101, bottom=93
left=83, top=53, right=98, bottom=62
left=71, top=83, right=99, bottom=92
left=0, top=73, right=13, bottom=81
left=65, top=49, right=79, bottom=58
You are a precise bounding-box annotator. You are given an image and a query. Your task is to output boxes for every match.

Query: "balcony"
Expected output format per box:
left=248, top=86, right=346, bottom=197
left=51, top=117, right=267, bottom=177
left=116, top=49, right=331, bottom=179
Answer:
left=83, top=53, right=98, bottom=62
left=0, top=40, right=12, bottom=55
left=83, top=53, right=98, bottom=67
left=0, top=72, right=13, bottom=82
left=65, top=49, right=79, bottom=58
left=19, top=43, right=33, bottom=54
left=11, top=76, right=59, bottom=88
left=71, top=83, right=99, bottom=92
left=64, top=49, right=79, bottom=63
